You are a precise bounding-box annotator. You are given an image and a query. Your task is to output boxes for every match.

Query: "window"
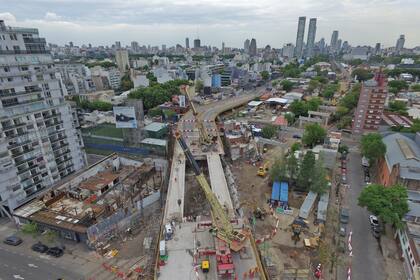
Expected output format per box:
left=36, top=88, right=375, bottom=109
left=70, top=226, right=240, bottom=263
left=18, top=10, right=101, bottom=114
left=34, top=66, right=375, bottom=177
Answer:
left=3, top=66, right=10, bottom=72
left=9, top=34, right=17, bottom=40
left=13, top=45, right=20, bottom=51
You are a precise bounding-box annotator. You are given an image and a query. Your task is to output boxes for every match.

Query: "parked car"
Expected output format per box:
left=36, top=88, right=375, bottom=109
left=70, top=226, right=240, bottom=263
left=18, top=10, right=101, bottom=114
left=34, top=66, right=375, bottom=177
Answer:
left=339, top=223, right=347, bottom=237
left=372, top=227, right=381, bottom=239
left=3, top=236, right=22, bottom=246
left=340, top=208, right=350, bottom=224
left=31, top=242, right=49, bottom=253
left=369, top=215, right=379, bottom=227
left=292, top=134, right=302, bottom=139
left=47, top=247, right=64, bottom=258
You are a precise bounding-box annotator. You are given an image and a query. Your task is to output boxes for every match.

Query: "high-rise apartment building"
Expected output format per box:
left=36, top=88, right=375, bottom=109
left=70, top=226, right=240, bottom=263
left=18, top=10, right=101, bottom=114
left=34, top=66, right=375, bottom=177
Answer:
left=0, top=20, right=86, bottom=216
left=375, top=43, right=381, bottom=55
left=305, top=18, right=317, bottom=58
left=244, top=39, right=250, bottom=54
left=115, top=49, right=129, bottom=72
left=115, top=41, right=121, bottom=49
left=396, top=35, right=405, bottom=53
left=319, top=38, right=326, bottom=54
left=352, top=72, right=388, bottom=135
left=282, top=43, right=295, bottom=59
left=294, top=16, right=306, bottom=58
left=330, top=31, right=339, bottom=53
left=131, top=41, right=139, bottom=53
left=249, top=38, right=257, bottom=56
left=185, top=37, right=189, bottom=49
left=193, top=38, right=201, bottom=49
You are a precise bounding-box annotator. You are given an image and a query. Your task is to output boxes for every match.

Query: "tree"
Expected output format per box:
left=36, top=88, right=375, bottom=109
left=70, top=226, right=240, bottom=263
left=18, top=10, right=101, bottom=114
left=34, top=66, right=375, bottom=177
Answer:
left=360, top=133, right=386, bottom=164
left=286, top=154, right=299, bottom=184
left=262, top=124, right=277, bottom=139
left=120, top=73, right=134, bottom=91
left=260, top=71, right=270, bottom=81
left=148, top=107, right=162, bottom=117
left=195, top=80, right=204, bottom=93
left=297, top=151, right=316, bottom=191
left=281, top=80, right=295, bottom=92
left=306, top=97, right=322, bottom=111
left=339, top=83, right=361, bottom=109
left=351, top=68, right=374, bottom=81
left=302, top=123, right=326, bottom=147
left=411, top=84, right=420, bottom=91
left=336, top=115, right=352, bottom=130
left=388, top=80, right=409, bottom=92
left=338, top=144, right=349, bottom=155
left=290, top=100, right=307, bottom=117
left=310, top=156, right=329, bottom=194
left=308, top=79, right=321, bottom=93
left=321, top=84, right=339, bottom=100
left=388, top=100, right=408, bottom=114
left=22, top=222, right=38, bottom=237
left=358, top=184, right=409, bottom=228
left=270, top=157, right=288, bottom=183
left=291, top=142, right=301, bottom=153
left=284, top=112, right=295, bottom=125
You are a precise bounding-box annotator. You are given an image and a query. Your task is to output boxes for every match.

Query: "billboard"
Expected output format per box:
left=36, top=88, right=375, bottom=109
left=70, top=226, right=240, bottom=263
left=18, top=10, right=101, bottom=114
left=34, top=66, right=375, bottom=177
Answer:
left=113, top=106, right=137, bottom=128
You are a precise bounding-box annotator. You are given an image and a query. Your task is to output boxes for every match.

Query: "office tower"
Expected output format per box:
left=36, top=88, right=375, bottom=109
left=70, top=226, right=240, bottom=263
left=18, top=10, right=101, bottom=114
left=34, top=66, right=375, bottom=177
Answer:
left=305, top=18, right=317, bottom=58
left=330, top=31, right=339, bottom=53
left=294, top=16, right=306, bottom=58
left=375, top=43, right=381, bottom=55
left=342, top=41, right=349, bottom=52
left=131, top=41, right=139, bottom=53
left=282, top=43, right=295, bottom=58
left=244, top=39, right=250, bottom=53
left=115, top=49, right=129, bottom=72
left=319, top=38, right=326, bottom=54
left=249, top=38, right=257, bottom=56
left=222, top=42, right=225, bottom=53
left=185, top=37, right=189, bottom=49
left=352, top=72, right=388, bottom=135
left=396, top=35, right=405, bottom=53
left=162, top=44, right=166, bottom=52
left=193, top=38, right=201, bottom=49
left=115, top=41, right=121, bottom=49
left=69, top=41, right=74, bottom=48
left=337, top=39, right=342, bottom=52
left=0, top=20, right=86, bottom=216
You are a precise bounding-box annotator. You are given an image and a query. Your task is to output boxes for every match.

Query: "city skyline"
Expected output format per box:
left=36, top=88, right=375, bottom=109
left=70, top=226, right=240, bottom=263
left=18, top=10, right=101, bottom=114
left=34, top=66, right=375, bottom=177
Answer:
left=1, top=0, right=420, bottom=48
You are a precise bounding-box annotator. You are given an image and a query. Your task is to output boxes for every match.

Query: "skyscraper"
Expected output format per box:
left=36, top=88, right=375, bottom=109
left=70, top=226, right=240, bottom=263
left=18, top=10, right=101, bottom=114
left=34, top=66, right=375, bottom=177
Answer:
left=222, top=42, right=225, bottom=53
left=244, top=39, right=250, bottom=54
left=115, top=41, right=121, bottom=49
left=193, top=38, right=201, bottom=49
left=131, top=41, right=139, bottom=53
left=375, top=43, right=381, bottom=55
left=305, top=18, right=317, bottom=58
left=337, top=39, right=342, bottom=52
left=330, top=31, right=339, bottom=53
left=0, top=20, right=86, bottom=216
left=396, top=35, right=405, bottom=53
left=185, top=37, right=189, bottom=49
left=294, top=16, right=306, bottom=58
left=319, top=38, right=326, bottom=54
left=115, top=49, right=130, bottom=72
left=249, top=38, right=257, bottom=56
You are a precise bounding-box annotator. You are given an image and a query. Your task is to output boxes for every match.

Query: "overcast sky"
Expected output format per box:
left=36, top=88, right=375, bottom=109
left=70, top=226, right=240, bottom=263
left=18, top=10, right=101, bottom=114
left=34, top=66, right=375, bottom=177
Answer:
left=1, top=0, right=419, bottom=48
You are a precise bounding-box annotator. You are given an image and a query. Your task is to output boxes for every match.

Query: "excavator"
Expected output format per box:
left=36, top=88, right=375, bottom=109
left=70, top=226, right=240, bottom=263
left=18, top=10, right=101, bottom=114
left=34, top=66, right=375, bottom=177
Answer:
left=175, top=131, right=247, bottom=251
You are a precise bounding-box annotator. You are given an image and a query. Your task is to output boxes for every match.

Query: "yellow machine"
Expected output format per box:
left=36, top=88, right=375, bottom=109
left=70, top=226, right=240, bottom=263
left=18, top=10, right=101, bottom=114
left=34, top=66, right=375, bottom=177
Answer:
left=201, top=260, right=210, bottom=273
left=257, top=162, right=269, bottom=177
left=175, top=132, right=247, bottom=251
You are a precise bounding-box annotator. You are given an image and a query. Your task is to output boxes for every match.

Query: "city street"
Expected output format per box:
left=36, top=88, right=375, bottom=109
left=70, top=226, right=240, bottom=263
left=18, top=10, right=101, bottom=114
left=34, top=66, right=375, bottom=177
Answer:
left=0, top=244, right=82, bottom=280
left=342, top=149, right=386, bottom=280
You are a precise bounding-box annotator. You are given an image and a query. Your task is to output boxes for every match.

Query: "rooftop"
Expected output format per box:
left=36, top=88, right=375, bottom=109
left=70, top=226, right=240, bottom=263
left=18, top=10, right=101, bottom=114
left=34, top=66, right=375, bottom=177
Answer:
left=140, top=138, right=167, bottom=146
left=143, top=122, right=167, bottom=132
left=79, top=170, right=120, bottom=192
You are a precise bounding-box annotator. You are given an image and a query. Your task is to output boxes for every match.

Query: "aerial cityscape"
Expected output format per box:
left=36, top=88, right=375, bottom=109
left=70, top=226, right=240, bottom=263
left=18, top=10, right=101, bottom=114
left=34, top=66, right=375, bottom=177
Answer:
left=1, top=2, right=420, bottom=280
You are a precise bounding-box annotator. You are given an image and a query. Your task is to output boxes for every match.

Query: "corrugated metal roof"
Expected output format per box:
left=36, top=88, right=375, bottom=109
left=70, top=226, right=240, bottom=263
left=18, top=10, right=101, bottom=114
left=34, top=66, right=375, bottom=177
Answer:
left=299, top=191, right=318, bottom=219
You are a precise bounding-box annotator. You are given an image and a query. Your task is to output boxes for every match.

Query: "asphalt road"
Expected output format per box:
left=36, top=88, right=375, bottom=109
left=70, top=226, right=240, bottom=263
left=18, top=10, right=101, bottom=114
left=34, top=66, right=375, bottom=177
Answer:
left=344, top=150, right=386, bottom=280
left=0, top=244, right=83, bottom=280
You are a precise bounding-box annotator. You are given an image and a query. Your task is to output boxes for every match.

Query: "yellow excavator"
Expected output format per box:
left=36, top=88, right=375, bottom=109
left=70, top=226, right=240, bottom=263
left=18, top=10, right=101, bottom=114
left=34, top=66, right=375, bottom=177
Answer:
left=257, top=162, right=269, bottom=177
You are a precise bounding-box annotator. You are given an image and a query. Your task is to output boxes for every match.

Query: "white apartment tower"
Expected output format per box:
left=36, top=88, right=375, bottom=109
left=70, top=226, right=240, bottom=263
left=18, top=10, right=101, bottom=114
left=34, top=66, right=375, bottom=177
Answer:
left=0, top=20, right=86, bottom=216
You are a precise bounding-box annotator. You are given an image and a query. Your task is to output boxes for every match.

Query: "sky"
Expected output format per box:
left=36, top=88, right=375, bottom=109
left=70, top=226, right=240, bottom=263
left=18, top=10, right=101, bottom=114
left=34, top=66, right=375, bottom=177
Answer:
left=1, top=0, right=420, bottom=48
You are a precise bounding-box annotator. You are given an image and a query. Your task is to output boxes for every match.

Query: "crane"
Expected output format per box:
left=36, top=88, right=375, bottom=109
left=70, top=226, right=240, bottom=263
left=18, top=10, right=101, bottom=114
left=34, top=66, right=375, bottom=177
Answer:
left=180, top=85, right=213, bottom=146
left=174, top=131, right=247, bottom=251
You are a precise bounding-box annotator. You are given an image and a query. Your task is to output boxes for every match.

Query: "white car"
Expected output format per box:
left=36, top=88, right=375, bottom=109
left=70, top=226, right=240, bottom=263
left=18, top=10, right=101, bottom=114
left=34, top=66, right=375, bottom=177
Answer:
left=369, top=215, right=379, bottom=227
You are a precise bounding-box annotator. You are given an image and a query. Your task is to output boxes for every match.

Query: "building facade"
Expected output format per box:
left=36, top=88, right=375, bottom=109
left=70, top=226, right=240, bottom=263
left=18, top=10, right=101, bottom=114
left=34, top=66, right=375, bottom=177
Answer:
left=352, top=72, right=388, bottom=135
left=330, top=31, right=339, bottom=53
left=115, top=49, right=129, bottom=72
left=0, top=20, right=87, bottom=216
left=396, top=35, right=406, bottom=54
left=306, top=18, right=317, bottom=58
left=249, top=38, right=257, bottom=57
left=294, top=16, right=306, bottom=58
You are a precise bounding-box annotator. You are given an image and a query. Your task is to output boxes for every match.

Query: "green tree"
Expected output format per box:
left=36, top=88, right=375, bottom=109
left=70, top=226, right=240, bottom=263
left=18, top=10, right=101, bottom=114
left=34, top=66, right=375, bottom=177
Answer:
left=146, top=72, right=157, bottom=83
left=281, top=80, right=295, bottom=92
left=262, top=124, right=277, bottom=139
left=260, top=71, right=270, bottom=81
left=291, top=142, right=301, bottom=153
left=358, top=184, right=409, bottom=228
left=388, top=100, right=408, bottom=114
left=302, top=123, right=326, bottom=147
left=338, top=144, right=349, bottom=155
left=286, top=154, right=299, bottom=184
left=297, top=151, right=316, bottom=191
left=22, top=222, right=38, bottom=237
left=148, top=107, right=162, bottom=117
left=411, top=84, right=420, bottom=91
left=311, top=157, right=329, bottom=194
left=339, top=83, right=361, bottom=109
left=306, top=97, right=322, bottom=111
left=270, top=156, right=288, bottom=183
left=322, top=84, right=339, bottom=99
left=361, top=133, right=386, bottom=164
left=120, top=73, right=134, bottom=91
left=195, top=80, right=204, bottom=93
left=289, top=100, right=307, bottom=117
left=351, top=68, right=374, bottom=81
left=284, top=112, right=295, bottom=125
left=308, top=79, right=321, bottom=93
left=388, top=80, right=409, bottom=92
left=337, top=115, right=352, bottom=129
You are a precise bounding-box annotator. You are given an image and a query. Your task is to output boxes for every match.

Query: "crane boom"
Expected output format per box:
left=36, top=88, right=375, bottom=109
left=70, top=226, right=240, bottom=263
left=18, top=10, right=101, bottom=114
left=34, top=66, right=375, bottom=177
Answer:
left=175, top=132, right=246, bottom=251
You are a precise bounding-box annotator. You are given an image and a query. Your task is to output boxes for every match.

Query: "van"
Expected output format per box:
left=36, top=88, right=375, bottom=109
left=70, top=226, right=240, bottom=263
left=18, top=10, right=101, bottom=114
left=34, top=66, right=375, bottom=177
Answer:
left=159, top=240, right=166, bottom=256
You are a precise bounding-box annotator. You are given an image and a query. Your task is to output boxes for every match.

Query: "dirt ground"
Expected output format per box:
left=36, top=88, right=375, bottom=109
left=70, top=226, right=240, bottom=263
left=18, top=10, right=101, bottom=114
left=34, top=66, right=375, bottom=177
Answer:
left=184, top=169, right=211, bottom=218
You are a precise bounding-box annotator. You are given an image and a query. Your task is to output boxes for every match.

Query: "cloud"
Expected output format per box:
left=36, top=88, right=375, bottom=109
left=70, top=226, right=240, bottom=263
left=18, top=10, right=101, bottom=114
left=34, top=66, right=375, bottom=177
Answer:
left=0, top=12, right=17, bottom=22
left=44, top=12, right=62, bottom=21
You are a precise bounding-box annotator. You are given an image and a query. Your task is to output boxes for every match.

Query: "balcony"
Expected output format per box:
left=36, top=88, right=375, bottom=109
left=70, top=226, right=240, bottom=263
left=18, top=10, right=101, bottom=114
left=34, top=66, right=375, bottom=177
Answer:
left=42, top=112, right=61, bottom=120
left=0, top=89, right=42, bottom=99
left=56, top=157, right=71, bottom=166
left=52, top=142, right=68, bottom=151
left=50, top=134, right=66, bottom=144
left=2, top=97, right=45, bottom=108
left=8, top=139, right=31, bottom=149
left=45, top=120, right=63, bottom=128
left=11, top=148, right=34, bottom=158
left=54, top=149, right=70, bottom=158
left=2, top=122, right=27, bottom=131
left=0, top=49, right=49, bottom=55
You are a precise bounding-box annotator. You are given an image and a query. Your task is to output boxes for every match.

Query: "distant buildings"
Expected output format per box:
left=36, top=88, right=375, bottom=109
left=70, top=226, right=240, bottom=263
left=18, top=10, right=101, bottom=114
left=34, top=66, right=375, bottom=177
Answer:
left=244, top=39, right=250, bottom=54
left=0, top=20, right=86, bottom=216
left=193, top=38, right=201, bottom=49
left=295, top=16, right=306, bottom=58
left=115, top=49, right=129, bottom=72
left=249, top=38, right=257, bottom=57
left=396, top=34, right=405, bottom=54
left=330, top=31, right=339, bottom=53
left=185, top=37, right=189, bottom=49
left=282, top=43, right=295, bottom=59
left=352, top=72, right=388, bottom=135
left=306, top=18, right=317, bottom=58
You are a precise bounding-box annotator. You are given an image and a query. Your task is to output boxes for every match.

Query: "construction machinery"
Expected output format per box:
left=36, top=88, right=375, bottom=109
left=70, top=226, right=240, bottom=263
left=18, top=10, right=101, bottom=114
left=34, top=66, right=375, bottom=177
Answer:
left=257, top=162, right=269, bottom=177
left=175, top=131, right=247, bottom=251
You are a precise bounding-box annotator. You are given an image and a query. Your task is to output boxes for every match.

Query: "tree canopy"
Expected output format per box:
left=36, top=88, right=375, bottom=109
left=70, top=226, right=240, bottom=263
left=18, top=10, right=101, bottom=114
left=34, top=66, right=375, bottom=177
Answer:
left=411, top=84, right=420, bottom=91
left=302, top=123, right=327, bottom=147
left=388, top=100, right=408, bottom=115
left=262, top=124, right=277, bottom=139
left=321, top=84, right=340, bottom=99
left=260, top=71, right=270, bottom=81
left=297, top=151, right=316, bottom=191
left=120, top=73, right=134, bottom=91
left=388, top=80, right=409, bottom=93
left=80, top=100, right=113, bottom=111
left=351, top=68, right=374, bottom=81
left=360, top=133, right=386, bottom=164
left=281, top=80, right=295, bottom=92
left=358, top=184, right=409, bottom=228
